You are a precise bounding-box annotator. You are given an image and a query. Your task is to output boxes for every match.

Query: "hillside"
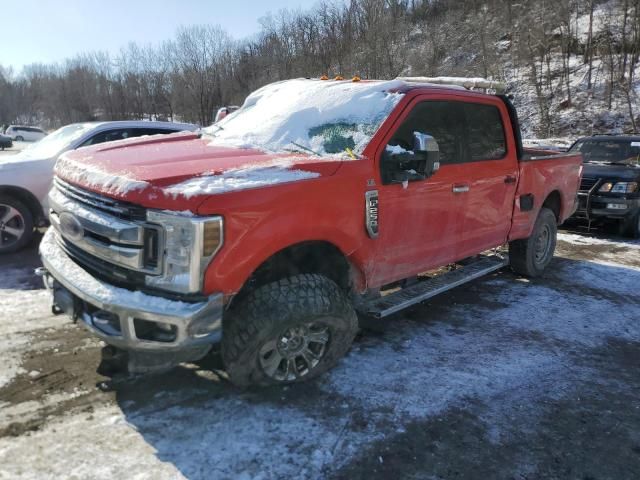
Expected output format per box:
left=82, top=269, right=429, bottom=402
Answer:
left=0, top=0, right=638, bottom=136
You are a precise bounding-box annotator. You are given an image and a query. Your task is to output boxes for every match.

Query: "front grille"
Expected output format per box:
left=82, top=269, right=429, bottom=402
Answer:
left=58, top=235, right=146, bottom=288
left=579, top=177, right=600, bottom=192
left=56, top=233, right=201, bottom=301
left=50, top=178, right=163, bottom=288
left=54, top=178, right=146, bottom=221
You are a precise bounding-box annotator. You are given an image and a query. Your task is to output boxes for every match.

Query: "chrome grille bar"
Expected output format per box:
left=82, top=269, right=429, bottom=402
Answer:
left=48, top=179, right=162, bottom=276
left=49, top=187, right=144, bottom=245
left=53, top=178, right=145, bottom=219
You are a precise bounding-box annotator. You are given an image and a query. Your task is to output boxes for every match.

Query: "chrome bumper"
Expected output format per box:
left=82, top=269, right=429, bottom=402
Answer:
left=39, top=229, right=223, bottom=353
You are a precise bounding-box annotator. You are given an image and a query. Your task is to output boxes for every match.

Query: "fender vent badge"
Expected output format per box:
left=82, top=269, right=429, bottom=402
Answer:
left=365, top=190, right=379, bottom=239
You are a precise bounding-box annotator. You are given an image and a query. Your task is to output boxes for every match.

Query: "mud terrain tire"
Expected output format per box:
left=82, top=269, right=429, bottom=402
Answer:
left=509, top=207, right=557, bottom=277
left=222, top=274, right=358, bottom=387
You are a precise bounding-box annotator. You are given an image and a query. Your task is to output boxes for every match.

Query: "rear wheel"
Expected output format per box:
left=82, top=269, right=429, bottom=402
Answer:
left=222, top=274, right=358, bottom=387
left=0, top=196, right=34, bottom=254
left=509, top=207, right=557, bottom=277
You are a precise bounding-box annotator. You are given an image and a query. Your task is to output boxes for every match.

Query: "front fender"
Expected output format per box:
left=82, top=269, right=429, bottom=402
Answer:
left=197, top=169, right=372, bottom=296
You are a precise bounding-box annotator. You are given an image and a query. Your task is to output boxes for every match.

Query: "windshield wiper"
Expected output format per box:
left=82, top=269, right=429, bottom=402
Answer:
left=201, top=124, right=224, bottom=138
left=287, top=141, right=320, bottom=156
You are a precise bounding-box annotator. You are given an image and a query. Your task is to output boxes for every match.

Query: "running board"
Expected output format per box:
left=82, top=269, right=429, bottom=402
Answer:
left=361, top=255, right=509, bottom=319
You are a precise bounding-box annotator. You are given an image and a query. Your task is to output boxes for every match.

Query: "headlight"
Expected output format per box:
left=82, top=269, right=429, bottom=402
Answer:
left=145, top=211, right=223, bottom=294
left=599, top=181, right=638, bottom=194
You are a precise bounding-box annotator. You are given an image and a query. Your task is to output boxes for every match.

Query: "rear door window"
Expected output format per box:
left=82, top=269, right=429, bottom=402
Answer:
left=129, top=128, right=179, bottom=137
left=81, top=129, right=131, bottom=147
left=464, top=103, right=507, bottom=161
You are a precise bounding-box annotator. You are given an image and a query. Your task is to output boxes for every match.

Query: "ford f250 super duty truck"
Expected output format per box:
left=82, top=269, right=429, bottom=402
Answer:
left=38, top=77, right=583, bottom=386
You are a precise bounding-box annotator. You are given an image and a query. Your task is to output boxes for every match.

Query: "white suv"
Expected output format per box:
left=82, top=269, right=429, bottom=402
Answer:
left=5, top=125, right=47, bottom=142
left=0, top=120, right=199, bottom=253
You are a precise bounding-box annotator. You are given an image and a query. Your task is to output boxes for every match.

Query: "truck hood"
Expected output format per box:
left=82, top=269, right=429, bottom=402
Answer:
left=582, top=162, right=640, bottom=181
left=55, top=131, right=343, bottom=208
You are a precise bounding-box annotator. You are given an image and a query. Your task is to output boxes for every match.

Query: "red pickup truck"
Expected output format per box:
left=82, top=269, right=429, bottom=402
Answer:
left=38, top=77, right=582, bottom=386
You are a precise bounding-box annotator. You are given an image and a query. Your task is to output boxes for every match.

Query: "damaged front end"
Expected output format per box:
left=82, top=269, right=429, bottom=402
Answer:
left=38, top=229, right=223, bottom=374
left=37, top=176, right=226, bottom=375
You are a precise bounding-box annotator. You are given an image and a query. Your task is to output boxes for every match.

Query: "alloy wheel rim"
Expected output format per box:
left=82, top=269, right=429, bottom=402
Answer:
left=259, top=322, right=330, bottom=382
left=0, top=204, right=26, bottom=248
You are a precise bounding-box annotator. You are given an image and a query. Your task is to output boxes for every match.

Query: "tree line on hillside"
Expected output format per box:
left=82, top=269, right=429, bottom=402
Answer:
left=0, top=0, right=638, bottom=135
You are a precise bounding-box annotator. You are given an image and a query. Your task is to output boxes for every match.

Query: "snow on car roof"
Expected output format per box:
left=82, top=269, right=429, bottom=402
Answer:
left=204, top=78, right=406, bottom=157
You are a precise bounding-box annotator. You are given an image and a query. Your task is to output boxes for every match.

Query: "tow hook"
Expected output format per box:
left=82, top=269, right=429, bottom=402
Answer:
left=34, top=267, right=53, bottom=290
left=35, top=267, right=66, bottom=315
left=34, top=266, right=47, bottom=277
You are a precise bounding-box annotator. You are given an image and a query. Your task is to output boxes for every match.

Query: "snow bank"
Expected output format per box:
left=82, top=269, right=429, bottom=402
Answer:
left=0, top=266, right=60, bottom=389
left=205, top=78, right=404, bottom=155
left=55, top=152, right=149, bottom=195
left=162, top=159, right=320, bottom=198
left=558, top=232, right=640, bottom=249
left=523, top=138, right=574, bottom=150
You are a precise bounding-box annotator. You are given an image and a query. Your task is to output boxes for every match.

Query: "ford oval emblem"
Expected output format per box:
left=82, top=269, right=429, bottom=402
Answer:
left=59, top=212, right=84, bottom=241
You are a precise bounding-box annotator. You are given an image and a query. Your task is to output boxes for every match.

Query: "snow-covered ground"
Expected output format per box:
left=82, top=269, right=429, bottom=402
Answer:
left=0, top=141, right=29, bottom=156
left=1, top=230, right=639, bottom=479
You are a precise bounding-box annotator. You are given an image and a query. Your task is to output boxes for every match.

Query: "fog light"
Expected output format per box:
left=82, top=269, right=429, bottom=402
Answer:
left=606, top=203, right=628, bottom=210
left=134, top=319, right=177, bottom=342
left=92, top=310, right=121, bottom=336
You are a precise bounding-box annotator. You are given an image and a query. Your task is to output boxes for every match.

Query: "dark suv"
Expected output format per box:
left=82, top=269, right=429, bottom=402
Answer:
left=569, top=135, right=640, bottom=237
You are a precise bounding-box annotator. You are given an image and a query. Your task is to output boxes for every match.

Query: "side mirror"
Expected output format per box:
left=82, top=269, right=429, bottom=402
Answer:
left=413, top=132, right=440, bottom=176
left=382, top=132, right=441, bottom=185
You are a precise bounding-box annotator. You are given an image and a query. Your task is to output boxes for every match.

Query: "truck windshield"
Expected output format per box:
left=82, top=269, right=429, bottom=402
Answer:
left=569, top=139, right=640, bottom=166
left=203, top=78, right=404, bottom=157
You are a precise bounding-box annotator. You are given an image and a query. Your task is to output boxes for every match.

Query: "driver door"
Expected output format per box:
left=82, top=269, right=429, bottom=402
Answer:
left=369, top=98, right=468, bottom=286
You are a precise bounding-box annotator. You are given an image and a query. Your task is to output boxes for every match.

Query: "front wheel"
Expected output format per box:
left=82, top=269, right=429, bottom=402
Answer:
left=0, top=196, right=34, bottom=254
left=222, top=274, right=358, bottom=387
left=15, top=136, right=24, bottom=142
left=509, top=207, right=557, bottom=277
left=621, top=212, right=640, bottom=239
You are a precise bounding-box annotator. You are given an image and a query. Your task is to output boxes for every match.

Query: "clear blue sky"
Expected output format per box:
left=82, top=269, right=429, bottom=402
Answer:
left=0, top=0, right=319, bottom=71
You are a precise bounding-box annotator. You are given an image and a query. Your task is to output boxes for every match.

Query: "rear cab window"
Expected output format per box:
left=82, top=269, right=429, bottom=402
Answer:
left=464, top=103, right=507, bottom=161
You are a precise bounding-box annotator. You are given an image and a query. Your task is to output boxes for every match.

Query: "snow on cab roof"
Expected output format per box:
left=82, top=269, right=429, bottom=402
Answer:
left=205, top=78, right=406, bottom=157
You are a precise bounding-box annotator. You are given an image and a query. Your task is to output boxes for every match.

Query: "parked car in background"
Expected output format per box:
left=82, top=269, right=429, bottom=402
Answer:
left=214, top=106, right=240, bottom=122
left=0, top=134, right=12, bottom=150
left=0, top=120, right=198, bottom=253
left=39, top=77, right=582, bottom=386
left=569, top=134, right=640, bottom=237
left=5, top=125, right=47, bottom=142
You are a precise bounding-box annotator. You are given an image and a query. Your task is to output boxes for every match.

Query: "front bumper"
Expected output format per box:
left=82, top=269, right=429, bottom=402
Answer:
left=575, top=192, right=640, bottom=220
left=39, top=229, right=223, bottom=355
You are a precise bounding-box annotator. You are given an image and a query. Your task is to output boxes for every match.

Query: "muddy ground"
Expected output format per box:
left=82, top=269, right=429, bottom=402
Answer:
left=0, top=228, right=639, bottom=479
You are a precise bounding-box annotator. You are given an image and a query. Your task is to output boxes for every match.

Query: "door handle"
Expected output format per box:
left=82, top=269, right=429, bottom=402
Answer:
left=504, top=175, right=517, bottom=184
left=452, top=184, right=470, bottom=193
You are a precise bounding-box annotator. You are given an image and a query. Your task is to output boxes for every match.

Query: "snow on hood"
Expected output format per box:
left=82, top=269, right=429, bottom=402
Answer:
left=162, top=158, right=320, bottom=198
left=54, top=133, right=335, bottom=200
left=56, top=150, right=151, bottom=195
left=204, top=78, right=405, bottom=156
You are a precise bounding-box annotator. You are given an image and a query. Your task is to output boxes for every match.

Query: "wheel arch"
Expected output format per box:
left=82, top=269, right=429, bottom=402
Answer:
left=0, top=185, right=45, bottom=224
left=230, top=240, right=365, bottom=302
left=541, top=189, right=562, bottom=223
